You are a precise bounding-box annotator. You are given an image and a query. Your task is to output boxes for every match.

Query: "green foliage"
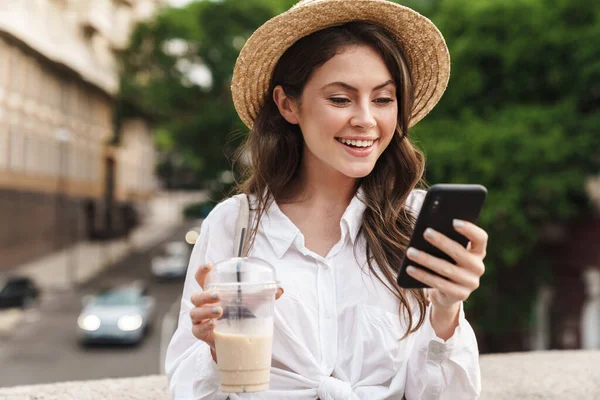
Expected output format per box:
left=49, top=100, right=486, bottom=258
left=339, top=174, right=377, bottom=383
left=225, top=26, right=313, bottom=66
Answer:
left=398, top=0, right=600, bottom=347
left=183, top=200, right=217, bottom=219
left=117, top=0, right=296, bottom=184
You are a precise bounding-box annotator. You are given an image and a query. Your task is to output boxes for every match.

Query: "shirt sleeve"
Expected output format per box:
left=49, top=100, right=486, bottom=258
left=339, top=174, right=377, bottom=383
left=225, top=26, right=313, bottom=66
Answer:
left=405, top=303, right=482, bottom=400
left=165, top=198, right=239, bottom=400
left=403, top=189, right=482, bottom=399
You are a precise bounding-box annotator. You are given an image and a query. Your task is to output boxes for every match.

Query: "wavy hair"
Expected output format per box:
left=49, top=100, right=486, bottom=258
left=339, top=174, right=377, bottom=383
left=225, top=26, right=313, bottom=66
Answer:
left=234, top=22, right=429, bottom=338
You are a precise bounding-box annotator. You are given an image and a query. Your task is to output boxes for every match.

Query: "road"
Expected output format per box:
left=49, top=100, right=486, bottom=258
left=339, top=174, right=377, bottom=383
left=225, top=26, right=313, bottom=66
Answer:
left=0, top=223, right=196, bottom=388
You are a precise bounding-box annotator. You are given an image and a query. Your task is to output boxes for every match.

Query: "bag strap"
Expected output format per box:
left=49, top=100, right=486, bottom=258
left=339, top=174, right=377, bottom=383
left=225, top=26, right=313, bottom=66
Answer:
left=233, top=193, right=251, bottom=257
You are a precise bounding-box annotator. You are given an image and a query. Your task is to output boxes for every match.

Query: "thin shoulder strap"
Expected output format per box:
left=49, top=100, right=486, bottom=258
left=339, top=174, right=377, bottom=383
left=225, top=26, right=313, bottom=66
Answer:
left=233, top=193, right=251, bottom=257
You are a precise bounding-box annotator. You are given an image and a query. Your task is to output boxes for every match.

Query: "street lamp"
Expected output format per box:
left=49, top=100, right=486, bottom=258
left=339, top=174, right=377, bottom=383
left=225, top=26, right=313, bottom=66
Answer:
left=55, top=127, right=76, bottom=289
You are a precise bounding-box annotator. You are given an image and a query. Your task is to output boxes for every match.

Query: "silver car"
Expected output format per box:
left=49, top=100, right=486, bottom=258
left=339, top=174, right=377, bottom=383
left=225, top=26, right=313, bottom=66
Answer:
left=77, top=283, right=155, bottom=345
left=151, top=241, right=191, bottom=279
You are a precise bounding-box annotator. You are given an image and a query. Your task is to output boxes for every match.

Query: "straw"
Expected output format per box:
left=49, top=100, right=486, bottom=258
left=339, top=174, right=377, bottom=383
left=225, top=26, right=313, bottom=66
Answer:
left=237, top=228, right=246, bottom=258
left=235, top=227, right=246, bottom=320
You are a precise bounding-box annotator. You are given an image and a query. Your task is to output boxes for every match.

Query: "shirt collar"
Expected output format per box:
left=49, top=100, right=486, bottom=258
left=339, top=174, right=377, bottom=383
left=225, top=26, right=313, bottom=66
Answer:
left=261, top=198, right=301, bottom=259
left=261, top=189, right=367, bottom=259
left=341, top=188, right=367, bottom=245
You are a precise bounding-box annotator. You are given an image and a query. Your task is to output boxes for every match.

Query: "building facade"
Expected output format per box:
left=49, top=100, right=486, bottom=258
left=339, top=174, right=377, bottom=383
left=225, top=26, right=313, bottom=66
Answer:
left=0, top=0, right=163, bottom=270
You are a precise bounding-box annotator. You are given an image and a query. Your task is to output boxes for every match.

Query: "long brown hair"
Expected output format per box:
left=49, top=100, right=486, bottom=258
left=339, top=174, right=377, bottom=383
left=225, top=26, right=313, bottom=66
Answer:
left=234, top=22, right=429, bottom=338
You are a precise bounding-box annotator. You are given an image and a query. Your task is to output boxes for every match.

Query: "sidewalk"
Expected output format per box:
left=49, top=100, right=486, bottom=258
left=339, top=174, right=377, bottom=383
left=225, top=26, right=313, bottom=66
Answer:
left=0, top=190, right=207, bottom=335
left=10, top=220, right=180, bottom=291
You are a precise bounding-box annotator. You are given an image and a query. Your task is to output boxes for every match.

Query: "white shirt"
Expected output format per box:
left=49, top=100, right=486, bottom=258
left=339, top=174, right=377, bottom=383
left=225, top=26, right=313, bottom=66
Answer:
left=166, top=190, right=482, bottom=400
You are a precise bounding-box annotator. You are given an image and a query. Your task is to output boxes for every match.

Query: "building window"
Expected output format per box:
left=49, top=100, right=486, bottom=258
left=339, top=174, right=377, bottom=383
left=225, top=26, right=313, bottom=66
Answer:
left=0, top=38, right=6, bottom=93
left=40, top=68, right=49, bottom=106
left=32, top=60, right=43, bottom=105
left=7, top=45, right=18, bottom=95
left=11, top=48, right=22, bottom=96
left=23, top=131, right=31, bottom=175
left=0, top=109, right=6, bottom=170
left=29, top=130, right=39, bottom=175
left=24, top=55, right=34, bottom=102
left=49, top=132, right=59, bottom=178
left=10, top=123, right=24, bottom=172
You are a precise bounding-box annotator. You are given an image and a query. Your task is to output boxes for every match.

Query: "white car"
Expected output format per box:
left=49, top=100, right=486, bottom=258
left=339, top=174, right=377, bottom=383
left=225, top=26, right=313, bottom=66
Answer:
left=151, top=242, right=191, bottom=279
left=77, top=282, right=155, bottom=345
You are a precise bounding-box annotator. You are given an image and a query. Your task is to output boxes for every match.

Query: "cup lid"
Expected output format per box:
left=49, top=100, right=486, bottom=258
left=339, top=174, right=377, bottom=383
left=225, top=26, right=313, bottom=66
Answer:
left=205, top=257, right=278, bottom=289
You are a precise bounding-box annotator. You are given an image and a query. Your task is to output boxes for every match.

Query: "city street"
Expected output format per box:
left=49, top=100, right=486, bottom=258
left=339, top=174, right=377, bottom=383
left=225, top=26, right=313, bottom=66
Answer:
left=0, top=224, right=196, bottom=388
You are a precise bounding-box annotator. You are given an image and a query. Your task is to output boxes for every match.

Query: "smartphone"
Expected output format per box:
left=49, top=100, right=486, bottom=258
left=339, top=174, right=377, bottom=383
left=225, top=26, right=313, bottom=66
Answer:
left=397, top=184, right=488, bottom=289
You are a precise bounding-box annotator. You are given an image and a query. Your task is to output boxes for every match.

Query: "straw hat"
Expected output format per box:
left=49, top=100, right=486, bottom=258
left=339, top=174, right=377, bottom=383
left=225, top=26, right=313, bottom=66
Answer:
left=231, top=0, right=450, bottom=130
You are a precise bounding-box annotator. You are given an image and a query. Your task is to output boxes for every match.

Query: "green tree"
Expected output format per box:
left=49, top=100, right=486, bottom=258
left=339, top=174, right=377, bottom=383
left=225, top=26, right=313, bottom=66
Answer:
left=399, top=0, right=600, bottom=351
left=117, top=0, right=296, bottom=187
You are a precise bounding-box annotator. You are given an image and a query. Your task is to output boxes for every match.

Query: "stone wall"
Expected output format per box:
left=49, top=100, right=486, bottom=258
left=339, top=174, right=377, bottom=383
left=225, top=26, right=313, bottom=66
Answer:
left=0, top=186, right=145, bottom=272
left=0, top=351, right=598, bottom=400
left=0, top=188, right=87, bottom=271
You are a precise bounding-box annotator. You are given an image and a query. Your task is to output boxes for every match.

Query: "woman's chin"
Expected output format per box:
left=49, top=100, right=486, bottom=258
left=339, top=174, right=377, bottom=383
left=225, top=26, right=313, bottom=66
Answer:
left=339, top=164, right=376, bottom=179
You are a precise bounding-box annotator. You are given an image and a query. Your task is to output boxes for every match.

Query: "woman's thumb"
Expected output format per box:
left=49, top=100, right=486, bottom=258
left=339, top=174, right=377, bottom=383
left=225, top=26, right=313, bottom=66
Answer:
left=195, top=264, right=213, bottom=289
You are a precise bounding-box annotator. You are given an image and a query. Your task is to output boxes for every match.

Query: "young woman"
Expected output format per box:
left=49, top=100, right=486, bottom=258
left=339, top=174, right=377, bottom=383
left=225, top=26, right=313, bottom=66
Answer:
left=166, top=1, right=487, bottom=399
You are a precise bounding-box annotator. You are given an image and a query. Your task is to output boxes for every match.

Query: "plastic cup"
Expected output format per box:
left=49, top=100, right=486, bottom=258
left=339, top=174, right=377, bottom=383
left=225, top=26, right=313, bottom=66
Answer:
left=205, top=257, right=278, bottom=393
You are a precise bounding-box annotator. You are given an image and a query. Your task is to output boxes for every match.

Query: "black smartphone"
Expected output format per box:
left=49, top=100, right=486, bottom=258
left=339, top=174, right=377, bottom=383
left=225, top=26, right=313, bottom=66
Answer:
left=397, top=184, right=488, bottom=289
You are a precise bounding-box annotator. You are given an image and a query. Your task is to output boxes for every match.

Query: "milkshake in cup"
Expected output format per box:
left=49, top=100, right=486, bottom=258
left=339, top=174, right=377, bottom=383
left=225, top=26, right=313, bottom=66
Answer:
left=205, top=257, right=278, bottom=393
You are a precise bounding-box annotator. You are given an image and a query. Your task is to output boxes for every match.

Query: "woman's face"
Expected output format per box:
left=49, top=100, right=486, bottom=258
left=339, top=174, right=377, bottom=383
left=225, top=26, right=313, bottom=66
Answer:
left=284, top=45, right=398, bottom=179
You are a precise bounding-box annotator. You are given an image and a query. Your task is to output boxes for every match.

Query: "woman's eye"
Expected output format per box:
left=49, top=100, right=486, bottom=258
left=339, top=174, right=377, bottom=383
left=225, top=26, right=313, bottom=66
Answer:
left=329, top=97, right=350, bottom=105
left=374, top=98, right=395, bottom=105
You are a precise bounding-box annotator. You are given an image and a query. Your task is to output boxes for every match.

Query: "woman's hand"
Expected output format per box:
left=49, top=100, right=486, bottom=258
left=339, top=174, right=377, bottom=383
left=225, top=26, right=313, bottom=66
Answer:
left=190, top=263, right=284, bottom=363
left=404, top=219, right=487, bottom=336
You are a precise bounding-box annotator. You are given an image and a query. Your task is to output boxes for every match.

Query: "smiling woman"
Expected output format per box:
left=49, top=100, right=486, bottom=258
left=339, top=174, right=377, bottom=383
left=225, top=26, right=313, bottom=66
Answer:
left=166, top=1, right=484, bottom=399
left=273, top=45, right=398, bottom=178
left=239, top=21, right=425, bottom=303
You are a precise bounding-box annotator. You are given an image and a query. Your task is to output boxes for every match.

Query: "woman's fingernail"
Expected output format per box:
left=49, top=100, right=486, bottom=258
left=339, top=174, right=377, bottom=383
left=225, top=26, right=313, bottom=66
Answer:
left=407, top=266, right=416, bottom=274
left=453, top=219, right=465, bottom=228
left=207, top=320, right=215, bottom=327
left=407, top=247, right=420, bottom=258
left=210, top=292, right=219, bottom=299
left=212, top=307, right=222, bottom=315
left=424, top=228, right=437, bottom=239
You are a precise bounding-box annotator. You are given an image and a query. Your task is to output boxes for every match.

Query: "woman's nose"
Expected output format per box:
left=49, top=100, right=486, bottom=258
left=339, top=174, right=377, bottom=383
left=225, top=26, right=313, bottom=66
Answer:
left=350, top=103, right=376, bottom=130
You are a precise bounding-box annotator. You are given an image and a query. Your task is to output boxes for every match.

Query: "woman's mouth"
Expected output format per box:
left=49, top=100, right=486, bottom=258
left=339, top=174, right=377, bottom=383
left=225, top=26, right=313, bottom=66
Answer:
left=335, top=137, right=377, bottom=157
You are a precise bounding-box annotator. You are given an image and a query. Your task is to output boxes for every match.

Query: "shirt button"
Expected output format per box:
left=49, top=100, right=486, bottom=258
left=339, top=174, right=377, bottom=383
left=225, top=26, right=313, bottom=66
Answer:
left=325, top=311, right=333, bottom=319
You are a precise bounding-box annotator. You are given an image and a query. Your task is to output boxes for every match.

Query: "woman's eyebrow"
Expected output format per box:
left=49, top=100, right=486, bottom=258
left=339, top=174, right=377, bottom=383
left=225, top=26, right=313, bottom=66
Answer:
left=321, top=80, right=396, bottom=92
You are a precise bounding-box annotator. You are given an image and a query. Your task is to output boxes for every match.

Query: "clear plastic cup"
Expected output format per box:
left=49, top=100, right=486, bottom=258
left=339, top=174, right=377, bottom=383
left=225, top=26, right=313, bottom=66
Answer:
left=205, top=257, right=278, bottom=393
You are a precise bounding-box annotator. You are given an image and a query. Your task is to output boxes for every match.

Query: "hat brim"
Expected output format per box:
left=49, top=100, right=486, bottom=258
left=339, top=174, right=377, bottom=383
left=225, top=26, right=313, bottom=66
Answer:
left=231, top=0, right=450, bottom=129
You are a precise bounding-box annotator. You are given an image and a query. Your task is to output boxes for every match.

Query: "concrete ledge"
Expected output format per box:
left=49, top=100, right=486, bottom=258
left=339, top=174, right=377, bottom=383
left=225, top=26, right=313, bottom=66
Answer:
left=0, top=375, right=169, bottom=400
left=0, top=351, right=599, bottom=399
left=480, top=350, right=600, bottom=399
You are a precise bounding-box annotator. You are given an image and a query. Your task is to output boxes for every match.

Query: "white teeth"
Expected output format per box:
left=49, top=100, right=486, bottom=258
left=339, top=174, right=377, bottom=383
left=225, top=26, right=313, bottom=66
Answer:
left=339, top=138, right=374, bottom=148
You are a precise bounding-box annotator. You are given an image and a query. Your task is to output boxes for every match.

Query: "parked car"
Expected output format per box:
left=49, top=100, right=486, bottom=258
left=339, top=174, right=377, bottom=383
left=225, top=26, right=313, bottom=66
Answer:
left=0, top=276, right=40, bottom=309
left=151, top=241, right=191, bottom=279
left=77, top=282, right=155, bottom=345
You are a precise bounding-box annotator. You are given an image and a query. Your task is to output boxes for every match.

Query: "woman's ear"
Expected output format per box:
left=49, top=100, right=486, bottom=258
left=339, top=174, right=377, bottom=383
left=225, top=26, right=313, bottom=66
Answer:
left=273, top=85, right=300, bottom=125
